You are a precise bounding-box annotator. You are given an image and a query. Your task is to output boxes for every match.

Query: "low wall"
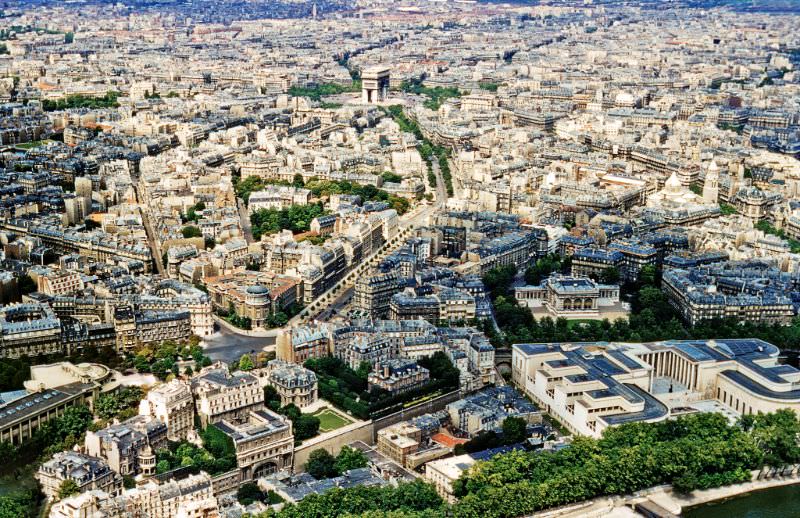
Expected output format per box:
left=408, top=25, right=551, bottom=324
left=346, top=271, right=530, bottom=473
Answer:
left=292, top=390, right=462, bottom=470
left=292, top=420, right=374, bottom=470
left=211, top=469, right=241, bottom=497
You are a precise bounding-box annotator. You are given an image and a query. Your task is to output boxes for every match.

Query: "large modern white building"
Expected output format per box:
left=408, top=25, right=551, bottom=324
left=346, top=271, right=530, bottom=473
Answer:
left=512, top=339, right=800, bottom=438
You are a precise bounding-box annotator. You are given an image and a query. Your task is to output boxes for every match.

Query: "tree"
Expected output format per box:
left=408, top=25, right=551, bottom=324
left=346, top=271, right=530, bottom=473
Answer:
left=57, top=479, right=80, bottom=500
left=306, top=448, right=338, bottom=479
left=0, top=497, right=26, bottom=518
left=237, top=482, right=265, bottom=506
left=238, top=353, right=254, bottom=371
left=482, top=265, right=517, bottom=300
left=293, top=414, right=321, bottom=443
left=267, top=311, right=289, bottom=328
left=293, top=174, right=305, bottom=188
left=156, top=460, right=170, bottom=474
left=335, top=446, right=368, bottom=473
left=0, top=358, right=31, bottom=391
left=270, top=479, right=443, bottom=517
left=639, top=264, right=658, bottom=287
left=0, top=442, right=15, bottom=465
left=601, top=266, right=620, bottom=284
left=94, top=386, right=144, bottom=420
left=264, top=385, right=280, bottom=409
left=502, top=416, right=528, bottom=444
left=356, top=361, right=372, bottom=380
left=381, top=171, right=403, bottom=183
left=182, top=225, right=202, bottom=238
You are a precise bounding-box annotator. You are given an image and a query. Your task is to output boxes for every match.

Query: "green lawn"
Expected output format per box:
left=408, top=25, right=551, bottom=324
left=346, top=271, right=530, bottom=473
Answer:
left=312, top=408, right=353, bottom=432
left=15, top=140, right=51, bottom=150
left=566, top=319, right=597, bottom=329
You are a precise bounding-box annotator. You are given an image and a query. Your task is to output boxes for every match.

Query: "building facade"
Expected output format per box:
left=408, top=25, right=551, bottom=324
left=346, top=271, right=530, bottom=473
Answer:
left=191, top=365, right=265, bottom=427
left=37, top=452, right=122, bottom=500
left=138, top=379, right=194, bottom=441
left=216, top=410, right=294, bottom=480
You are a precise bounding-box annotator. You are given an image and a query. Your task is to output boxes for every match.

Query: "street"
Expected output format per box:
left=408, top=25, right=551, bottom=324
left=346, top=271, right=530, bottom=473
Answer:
left=133, top=184, right=166, bottom=276
left=237, top=197, right=254, bottom=244
left=201, top=324, right=278, bottom=363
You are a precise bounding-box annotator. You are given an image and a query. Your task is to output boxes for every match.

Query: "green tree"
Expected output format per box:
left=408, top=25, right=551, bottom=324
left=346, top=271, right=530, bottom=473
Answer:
left=237, top=482, right=265, bottom=506
left=502, top=416, right=528, bottom=444
left=94, top=386, right=144, bottom=420
left=335, top=445, right=368, bottom=473
left=639, top=264, right=658, bottom=287
left=306, top=448, right=339, bottom=479
left=0, top=497, right=26, bottom=518
left=0, top=358, right=31, bottom=391
left=156, top=459, right=170, bottom=474
left=271, top=479, right=443, bottom=517
left=238, top=354, right=254, bottom=371
left=182, top=225, right=202, bottom=238
left=601, top=266, right=620, bottom=284
left=294, top=414, right=321, bottom=443
left=57, top=479, right=80, bottom=500
left=482, top=265, right=517, bottom=299
left=381, top=171, right=403, bottom=183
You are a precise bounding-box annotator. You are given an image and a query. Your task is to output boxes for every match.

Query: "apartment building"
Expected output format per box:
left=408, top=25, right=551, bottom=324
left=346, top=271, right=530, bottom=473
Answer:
left=138, top=379, right=195, bottom=441
left=191, top=365, right=264, bottom=427
left=84, top=416, right=168, bottom=476
left=368, top=359, right=430, bottom=395
left=258, top=359, right=318, bottom=408
left=36, top=452, right=122, bottom=500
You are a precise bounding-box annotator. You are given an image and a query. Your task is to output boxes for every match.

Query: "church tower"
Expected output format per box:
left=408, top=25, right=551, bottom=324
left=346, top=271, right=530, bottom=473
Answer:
left=703, top=160, right=720, bottom=204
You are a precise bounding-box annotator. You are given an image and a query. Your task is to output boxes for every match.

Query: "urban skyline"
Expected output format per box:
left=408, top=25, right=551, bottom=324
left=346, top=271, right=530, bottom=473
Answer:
left=0, top=1, right=797, bottom=517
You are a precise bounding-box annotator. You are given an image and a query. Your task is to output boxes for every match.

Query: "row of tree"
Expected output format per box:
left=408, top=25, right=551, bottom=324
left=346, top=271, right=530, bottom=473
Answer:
left=399, top=79, right=462, bottom=110
left=250, top=203, right=327, bottom=239
left=304, top=179, right=410, bottom=215
left=383, top=105, right=454, bottom=196
left=483, top=263, right=800, bottom=351
left=451, top=411, right=800, bottom=517
left=255, top=479, right=444, bottom=518
left=251, top=411, right=800, bottom=518
left=304, top=352, right=460, bottom=421
left=41, top=92, right=120, bottom=112
left=287, top=81, right=361, bottom=102
left=128, top=338, right=212, bottom=380
left=155, top=425, right=237, bottom=476
left=304, top=446, right=368, bottom=479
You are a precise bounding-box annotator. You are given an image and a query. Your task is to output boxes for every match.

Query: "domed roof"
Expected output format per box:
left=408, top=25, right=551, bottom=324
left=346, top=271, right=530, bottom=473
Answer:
left=246, top=285, right=269, bottom=295
left=665, top=171, right=682, bottom=192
